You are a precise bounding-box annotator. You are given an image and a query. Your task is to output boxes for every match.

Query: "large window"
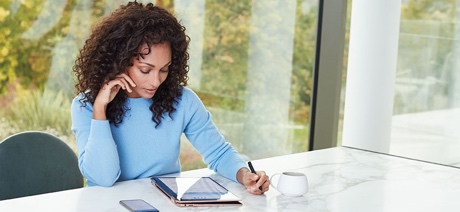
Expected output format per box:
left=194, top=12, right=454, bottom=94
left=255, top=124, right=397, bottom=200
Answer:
left=390, top=0, right=460, bottom=166
left=340, top=0, right=460, bottom=167
left=0, top=0, right=318, bottom=170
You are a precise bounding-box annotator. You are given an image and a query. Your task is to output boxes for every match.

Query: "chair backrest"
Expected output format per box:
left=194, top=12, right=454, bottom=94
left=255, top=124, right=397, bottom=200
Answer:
left=0, top=131, right=83, bottom=200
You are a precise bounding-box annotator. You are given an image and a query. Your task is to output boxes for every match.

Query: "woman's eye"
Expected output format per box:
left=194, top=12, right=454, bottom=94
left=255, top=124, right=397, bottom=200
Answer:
left=140, top=69, right=150, bottom=74
left=160, top=69, right=169, bottom=73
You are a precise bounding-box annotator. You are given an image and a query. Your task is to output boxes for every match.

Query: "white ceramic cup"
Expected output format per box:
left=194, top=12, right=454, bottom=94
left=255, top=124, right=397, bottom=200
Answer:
left=270, top=172, right=308, bottom=197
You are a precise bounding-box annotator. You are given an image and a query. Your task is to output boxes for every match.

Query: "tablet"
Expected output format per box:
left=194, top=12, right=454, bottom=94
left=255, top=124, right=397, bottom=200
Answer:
left=151, top=176, right=242, bottom=207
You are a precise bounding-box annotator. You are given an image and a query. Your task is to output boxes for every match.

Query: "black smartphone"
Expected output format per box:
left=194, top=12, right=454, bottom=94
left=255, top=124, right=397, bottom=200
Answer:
left=119, top=199, right=159, bottom=212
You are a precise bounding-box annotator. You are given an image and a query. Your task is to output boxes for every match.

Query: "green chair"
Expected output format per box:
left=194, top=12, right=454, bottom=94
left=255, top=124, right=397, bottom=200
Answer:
left=0, top=131, right=83, bottom=200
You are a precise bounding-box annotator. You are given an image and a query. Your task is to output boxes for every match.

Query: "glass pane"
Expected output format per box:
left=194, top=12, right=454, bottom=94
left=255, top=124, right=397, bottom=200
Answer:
left=390, top=1, right=460, bottom=167
left=337, top=0, right=353, bottom=147
left=0, top=0, right=317, bottom=171
left=0, top=0, right=84, bottom=152
left=175, top=0, right=317, bottom=169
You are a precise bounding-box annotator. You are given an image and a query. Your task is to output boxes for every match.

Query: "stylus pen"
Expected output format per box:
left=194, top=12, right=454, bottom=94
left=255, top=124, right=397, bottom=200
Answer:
left=248, top=161, right=263, bottom=191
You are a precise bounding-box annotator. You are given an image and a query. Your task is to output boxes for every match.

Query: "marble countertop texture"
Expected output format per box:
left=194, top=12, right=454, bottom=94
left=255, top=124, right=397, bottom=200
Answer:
left=1, top=146, right=460, bottom=211
left=250, top=146, right=460, bottom=212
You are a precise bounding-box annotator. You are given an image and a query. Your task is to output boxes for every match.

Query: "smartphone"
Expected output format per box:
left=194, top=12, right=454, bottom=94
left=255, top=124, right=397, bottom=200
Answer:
left=119, top=199, right=159, bottom=212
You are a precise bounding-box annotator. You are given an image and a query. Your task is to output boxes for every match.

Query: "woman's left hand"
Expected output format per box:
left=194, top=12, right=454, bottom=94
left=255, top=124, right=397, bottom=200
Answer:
left=238, top=168, right=270, bottom=195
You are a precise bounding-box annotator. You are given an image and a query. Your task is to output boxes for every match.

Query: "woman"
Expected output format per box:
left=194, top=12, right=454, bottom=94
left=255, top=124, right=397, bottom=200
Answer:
left=71, top=1, right=269, bottom=194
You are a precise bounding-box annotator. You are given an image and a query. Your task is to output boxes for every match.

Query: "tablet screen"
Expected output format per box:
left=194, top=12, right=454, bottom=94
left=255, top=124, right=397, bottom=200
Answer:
left=152, top=177, right=241, bottom=202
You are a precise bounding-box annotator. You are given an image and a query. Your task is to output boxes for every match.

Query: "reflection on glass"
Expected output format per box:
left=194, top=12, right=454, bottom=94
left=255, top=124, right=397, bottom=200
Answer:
left=176, top=0, right=317, bottom=168
left=390, top=1, right=460, bottom=166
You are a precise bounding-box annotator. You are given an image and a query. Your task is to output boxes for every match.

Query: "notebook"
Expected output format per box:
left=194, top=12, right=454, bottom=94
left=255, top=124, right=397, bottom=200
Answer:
left=151, top=176, right=242, bottom=207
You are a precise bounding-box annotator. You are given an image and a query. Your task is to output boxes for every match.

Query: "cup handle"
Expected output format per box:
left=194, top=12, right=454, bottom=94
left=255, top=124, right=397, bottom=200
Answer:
left=270, top=173, right=281, bottom=190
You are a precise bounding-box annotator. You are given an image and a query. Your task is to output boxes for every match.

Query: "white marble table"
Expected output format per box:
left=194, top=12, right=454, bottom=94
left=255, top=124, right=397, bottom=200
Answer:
left=1, top=146, right=460, bottom=211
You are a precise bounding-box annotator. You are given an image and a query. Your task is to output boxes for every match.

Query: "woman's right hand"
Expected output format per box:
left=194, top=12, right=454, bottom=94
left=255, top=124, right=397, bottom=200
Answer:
left=92, top=73, right=136, bottom=120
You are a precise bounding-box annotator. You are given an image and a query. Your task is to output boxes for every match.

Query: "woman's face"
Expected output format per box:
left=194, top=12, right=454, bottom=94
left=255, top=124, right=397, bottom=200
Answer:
left=125, top=42, right=171, bottom=98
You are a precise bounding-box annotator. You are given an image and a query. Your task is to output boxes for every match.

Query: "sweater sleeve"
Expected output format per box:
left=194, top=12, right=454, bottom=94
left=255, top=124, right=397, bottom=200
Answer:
left=182, top=89, right=247, bottom=182
left=71, top=95, right=121, bottom=186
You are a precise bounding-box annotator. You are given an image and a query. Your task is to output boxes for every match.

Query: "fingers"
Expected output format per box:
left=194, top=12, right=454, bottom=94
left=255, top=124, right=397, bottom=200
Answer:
left=115, top=78, right=131, bottom=93
left=245, top=171, right=270, bottom=195
left=104, top=74, right=136, bottom=93
left=96, top=74, right=136, bottom=105
left=117, top=73, right=136, bottom=89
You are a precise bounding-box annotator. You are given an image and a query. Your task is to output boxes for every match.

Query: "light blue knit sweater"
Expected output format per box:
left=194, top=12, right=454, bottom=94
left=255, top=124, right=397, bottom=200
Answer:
left=71, top=87, right=246, bottom=186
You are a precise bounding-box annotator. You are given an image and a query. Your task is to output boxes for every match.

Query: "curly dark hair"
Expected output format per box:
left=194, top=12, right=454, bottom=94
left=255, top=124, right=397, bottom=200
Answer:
left=73, top=1, right=189, bottom=127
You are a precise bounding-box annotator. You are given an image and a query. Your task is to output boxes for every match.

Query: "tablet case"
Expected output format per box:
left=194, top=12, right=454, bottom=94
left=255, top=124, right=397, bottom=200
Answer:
left=151, top=177, right=242, bottom=207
